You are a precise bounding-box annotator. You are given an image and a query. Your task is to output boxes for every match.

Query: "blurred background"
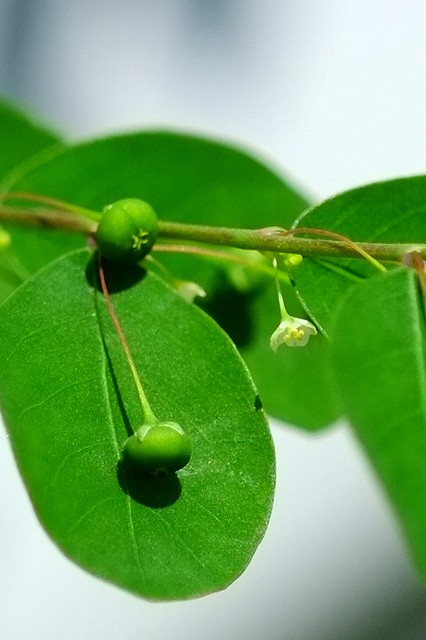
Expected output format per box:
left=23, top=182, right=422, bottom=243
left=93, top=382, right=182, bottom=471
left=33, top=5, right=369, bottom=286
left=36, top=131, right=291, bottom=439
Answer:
left=1, top=1, right=426, bottom=638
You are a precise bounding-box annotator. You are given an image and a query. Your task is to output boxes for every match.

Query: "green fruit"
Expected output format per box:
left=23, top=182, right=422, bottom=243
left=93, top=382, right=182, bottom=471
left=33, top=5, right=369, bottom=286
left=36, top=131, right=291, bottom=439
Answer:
left=96, top=198, right=159, bottom=263
left=122, top=422, right=192, bottom=474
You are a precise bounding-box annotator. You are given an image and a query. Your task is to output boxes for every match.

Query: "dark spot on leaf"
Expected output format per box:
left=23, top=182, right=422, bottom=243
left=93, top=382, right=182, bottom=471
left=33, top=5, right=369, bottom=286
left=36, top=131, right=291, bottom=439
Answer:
left=254, top=395, right=263, bottom=412
left=117, top=459, right=182, bottom=508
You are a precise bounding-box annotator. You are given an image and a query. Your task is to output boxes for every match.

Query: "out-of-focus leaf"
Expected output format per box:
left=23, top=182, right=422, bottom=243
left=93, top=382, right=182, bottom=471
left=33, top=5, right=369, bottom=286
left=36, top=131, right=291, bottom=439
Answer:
left=0, top=99, right=80, bottom=303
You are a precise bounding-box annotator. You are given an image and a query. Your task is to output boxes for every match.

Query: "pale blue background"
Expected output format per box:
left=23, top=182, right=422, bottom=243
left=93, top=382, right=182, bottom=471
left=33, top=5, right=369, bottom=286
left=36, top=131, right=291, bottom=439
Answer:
left=1, top=2, right=426, bottom=638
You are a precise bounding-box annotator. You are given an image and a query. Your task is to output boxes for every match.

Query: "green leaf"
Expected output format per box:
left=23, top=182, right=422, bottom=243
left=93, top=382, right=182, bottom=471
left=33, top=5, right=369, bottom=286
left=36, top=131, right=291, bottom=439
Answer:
left=0, top=99, right=82, bottom=303
left=6, top=130, right=338, bottom=428
left=331, top=267, right=426, bottom=577
left=0, top=99, right=59, bottom=181
left=292, top=176, right=426, bottom=333
left=241, top=279, right=338, bottom=430
left=7, top=130, right=308, bottom=288
left=0, top=249, right=275, bottom=600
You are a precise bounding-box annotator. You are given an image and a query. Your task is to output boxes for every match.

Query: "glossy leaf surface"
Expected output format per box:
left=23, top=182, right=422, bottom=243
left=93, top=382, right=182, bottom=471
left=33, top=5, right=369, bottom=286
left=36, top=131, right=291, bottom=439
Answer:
left=6, top=131, right=339, bottom=428
left=331, top=267, right=426, bottom=577
left=0, top=249, right=275, bottom=600
left=292, top=177, right=426, bottom=333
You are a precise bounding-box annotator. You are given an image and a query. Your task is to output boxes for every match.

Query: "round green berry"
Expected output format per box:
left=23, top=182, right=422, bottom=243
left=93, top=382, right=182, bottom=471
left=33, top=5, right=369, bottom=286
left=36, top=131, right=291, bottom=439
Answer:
left=122, top=422, right=192, bottom=474
left=96, top=198, right=159, bottom=263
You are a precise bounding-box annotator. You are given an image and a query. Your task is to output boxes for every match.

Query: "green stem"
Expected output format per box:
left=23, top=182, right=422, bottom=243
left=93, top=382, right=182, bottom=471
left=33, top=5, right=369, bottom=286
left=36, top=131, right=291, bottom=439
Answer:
left=290, top=226, right=386, bottom=272
left=0, top=192, right=101, bottom=223
left=0, top=204, right=96, bottom=233
left=272, top=258, right=289, bottom=319
left=153, top=243, right=291, bottom=282
left=97, top=256, right=158, bottom=427
left=0, top=199, right=424, bottom=264
left=2, top=249, right=30, bottom=282
left=158, top=221, right=423, bottom=263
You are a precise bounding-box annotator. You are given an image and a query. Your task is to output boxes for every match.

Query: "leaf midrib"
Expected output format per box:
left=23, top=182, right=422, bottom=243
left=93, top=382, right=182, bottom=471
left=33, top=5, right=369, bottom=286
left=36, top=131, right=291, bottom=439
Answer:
left=91, top=279, right=146, bottom=587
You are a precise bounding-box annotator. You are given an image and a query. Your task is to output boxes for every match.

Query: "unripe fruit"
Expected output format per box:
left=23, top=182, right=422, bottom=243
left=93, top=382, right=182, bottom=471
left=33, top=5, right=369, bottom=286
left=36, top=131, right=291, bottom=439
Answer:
left=96, top=198, right=159, bottom=263
left=122, top=422, right=192, bottom=474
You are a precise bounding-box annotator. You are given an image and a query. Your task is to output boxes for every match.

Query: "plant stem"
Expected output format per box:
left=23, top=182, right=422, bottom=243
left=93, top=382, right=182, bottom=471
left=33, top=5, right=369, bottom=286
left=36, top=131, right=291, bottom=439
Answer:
left=97, top=257, right=158, bottom=427
left=0, top=205, right=96, bottom=233
left=287, top=226, right=386, bottom=272
left=0, top=191, right=101, bottom=222
left=272, top=258, right=288, bottom=319
left=0, top=201, right=424, bottom=263
left=153, top=243, right=290, bottom=281
left=158, top=221, right=425, bottom=263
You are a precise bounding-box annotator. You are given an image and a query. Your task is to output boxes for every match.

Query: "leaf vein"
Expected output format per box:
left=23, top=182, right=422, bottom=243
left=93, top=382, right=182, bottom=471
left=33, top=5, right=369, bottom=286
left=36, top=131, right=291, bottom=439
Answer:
left=46, top=441, right=110, bottom=495
left=17, top=376, right=99, bottom=420
left=184, top=492, right=222, bottom=526
left=92, top=285, right=145, bottom=584
left=153, top=509, right=217, bottom=579
left=3, top=314, right=95, bottom=364
left=67, top=496, right=121, bottom=535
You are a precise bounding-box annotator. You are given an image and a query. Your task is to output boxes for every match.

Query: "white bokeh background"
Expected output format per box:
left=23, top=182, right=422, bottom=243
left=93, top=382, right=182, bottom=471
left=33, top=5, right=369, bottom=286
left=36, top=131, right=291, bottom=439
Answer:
left=1, top=2, right=426, bottom=638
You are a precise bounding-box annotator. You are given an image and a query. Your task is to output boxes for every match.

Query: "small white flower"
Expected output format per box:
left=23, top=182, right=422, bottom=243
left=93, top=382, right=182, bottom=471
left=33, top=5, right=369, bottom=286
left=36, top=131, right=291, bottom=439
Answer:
left=270, top=316, right=317, bottom=351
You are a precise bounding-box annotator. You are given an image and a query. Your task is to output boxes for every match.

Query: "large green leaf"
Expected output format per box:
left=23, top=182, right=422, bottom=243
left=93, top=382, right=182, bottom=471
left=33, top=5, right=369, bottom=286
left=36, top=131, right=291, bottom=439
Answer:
left=292, top=176, right=426, bottom=333
left=0, top=249, right=274, bottom=600
left=0, top=99, right=58, bottom=180
left=5, top=130, right=339, bottom=429
left=331, top=267, right=426, bottom=577
left=0, top=99, right=82, bottom=303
